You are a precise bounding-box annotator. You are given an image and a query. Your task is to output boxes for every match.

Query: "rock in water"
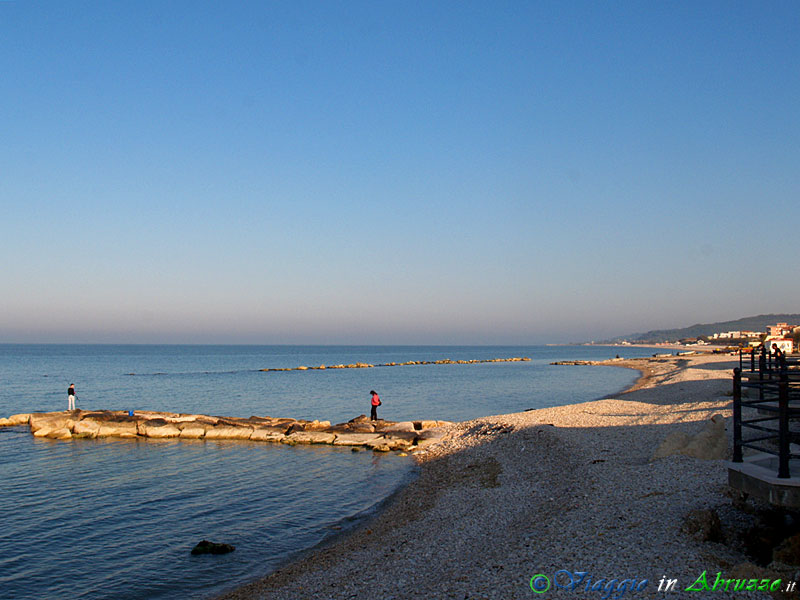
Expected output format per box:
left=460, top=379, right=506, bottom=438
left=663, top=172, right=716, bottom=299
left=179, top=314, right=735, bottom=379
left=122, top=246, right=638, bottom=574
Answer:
left=191, top=540, right=235, bottom=555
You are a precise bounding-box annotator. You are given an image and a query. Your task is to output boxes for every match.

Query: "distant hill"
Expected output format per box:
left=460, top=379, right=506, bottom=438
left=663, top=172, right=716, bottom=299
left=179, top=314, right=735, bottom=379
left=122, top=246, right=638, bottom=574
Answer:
left=607, top=314, right=800, bottom=344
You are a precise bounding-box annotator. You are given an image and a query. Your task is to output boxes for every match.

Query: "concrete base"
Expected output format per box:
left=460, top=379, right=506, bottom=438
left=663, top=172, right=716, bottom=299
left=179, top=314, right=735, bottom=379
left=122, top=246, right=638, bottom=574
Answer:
left=728, top=452, right=800, bottom=508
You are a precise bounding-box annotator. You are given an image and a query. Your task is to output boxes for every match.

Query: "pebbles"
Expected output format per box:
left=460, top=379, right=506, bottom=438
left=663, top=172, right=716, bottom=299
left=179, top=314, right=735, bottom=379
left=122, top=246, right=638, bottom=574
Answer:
left=217, top=354, right=772, bottom=600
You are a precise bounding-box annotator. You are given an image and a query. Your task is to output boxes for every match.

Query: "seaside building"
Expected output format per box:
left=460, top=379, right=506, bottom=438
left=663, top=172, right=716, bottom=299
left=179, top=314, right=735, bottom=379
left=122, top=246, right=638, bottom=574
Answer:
left=709, top=330, right=762, bottom=340
left=765, top=338, right=794, bottom=354
left=768, top=322, right=793, bottom=337
left=762, top=322, right=798, bottom=354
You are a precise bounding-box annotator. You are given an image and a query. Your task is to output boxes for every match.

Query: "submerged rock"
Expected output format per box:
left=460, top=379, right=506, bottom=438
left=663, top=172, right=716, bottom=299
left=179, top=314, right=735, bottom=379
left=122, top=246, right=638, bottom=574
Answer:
left=190, top=540, right=235, bottom=555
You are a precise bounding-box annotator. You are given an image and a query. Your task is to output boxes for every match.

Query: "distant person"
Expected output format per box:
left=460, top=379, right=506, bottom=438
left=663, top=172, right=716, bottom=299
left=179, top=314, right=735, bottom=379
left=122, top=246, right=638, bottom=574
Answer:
left=68, top=383, right=76, bottom=411
left=370, top=390, right=381, bottom=421
left=774, top=346, right=785, bottom=370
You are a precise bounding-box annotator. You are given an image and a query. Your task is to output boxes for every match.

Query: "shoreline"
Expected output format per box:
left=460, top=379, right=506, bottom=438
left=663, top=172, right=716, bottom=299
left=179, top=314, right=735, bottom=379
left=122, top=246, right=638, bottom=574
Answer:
left=217, top=353, right=772, bottom=600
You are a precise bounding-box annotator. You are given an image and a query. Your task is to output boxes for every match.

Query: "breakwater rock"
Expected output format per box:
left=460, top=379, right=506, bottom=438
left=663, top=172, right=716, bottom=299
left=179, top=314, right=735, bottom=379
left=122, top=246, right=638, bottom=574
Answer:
left=259, top=356, right=531, bottom=372
left=0, top=410, right=452, bottom=452
left=550, top=358, right=627, bottom=366
left=550, top=360, right=599, bottom=366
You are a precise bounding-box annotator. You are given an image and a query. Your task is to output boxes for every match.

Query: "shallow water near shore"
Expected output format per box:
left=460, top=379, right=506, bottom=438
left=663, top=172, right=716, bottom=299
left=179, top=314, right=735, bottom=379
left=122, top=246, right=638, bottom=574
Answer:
left=0, top=344, right=655, bottom=599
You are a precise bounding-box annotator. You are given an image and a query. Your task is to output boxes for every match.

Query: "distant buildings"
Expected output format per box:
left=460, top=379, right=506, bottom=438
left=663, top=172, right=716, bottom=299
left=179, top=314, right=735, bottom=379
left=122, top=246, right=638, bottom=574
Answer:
left=624, top=322, right=799, bottom=353
left=699, top=322, right=796, bottom=353
left=610, top=320, right=798, bottom=353
left=763, top=322, right=797, bottom=354
left=709, top=330, right=761, bottom=340
left=767, top=322, right=794, bottom=337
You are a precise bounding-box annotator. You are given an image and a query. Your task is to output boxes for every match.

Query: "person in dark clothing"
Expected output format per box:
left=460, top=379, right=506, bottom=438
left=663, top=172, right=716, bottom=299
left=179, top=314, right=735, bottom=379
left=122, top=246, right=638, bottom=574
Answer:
left=68, top=383, right=76, bottom=410
left=774, top=346, right=785, bottom=370
left=370, top=390, right=381, bottom=421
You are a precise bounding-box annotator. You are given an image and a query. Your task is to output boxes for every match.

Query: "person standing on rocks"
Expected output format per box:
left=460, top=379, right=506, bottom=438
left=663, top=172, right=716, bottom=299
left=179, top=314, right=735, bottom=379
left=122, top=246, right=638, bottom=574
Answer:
left=370, top=390, right=381, bottom=421
left=68, top=383, right=76, bottom=411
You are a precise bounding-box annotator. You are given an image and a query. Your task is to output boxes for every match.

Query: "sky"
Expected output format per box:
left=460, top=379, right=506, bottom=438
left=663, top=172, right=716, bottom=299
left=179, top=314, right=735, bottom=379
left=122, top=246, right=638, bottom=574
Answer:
left=1, top=1, right=798, bottom=345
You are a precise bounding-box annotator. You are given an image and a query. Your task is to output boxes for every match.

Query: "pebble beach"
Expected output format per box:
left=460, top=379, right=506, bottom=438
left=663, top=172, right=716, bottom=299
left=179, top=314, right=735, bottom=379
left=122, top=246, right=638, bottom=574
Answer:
left=217, top=353, right=789, bottom=600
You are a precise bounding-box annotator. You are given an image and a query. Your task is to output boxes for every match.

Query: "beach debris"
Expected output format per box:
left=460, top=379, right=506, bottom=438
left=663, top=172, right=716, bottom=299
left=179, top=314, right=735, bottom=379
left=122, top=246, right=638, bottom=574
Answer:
left=721, top=506, right=800, bottom=568
left=682, top=508, right=723, bottom=542
left=191, top=540, right=235, bottom=555
left=467, top=423, right=514, bottom=436
left=773, top=532, right=800, bottom=567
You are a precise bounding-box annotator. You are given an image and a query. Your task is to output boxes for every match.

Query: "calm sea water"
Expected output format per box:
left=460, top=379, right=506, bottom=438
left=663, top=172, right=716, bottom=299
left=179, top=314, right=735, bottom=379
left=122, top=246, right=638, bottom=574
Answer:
left=0, top=344, right=656, bottom=599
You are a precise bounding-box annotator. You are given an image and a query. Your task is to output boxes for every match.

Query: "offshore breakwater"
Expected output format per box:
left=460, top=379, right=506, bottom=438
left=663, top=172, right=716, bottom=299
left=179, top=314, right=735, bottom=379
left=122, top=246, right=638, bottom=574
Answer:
left=0, top=410, right=451, bottom=452
left=257, top=356, right=531, bottom=372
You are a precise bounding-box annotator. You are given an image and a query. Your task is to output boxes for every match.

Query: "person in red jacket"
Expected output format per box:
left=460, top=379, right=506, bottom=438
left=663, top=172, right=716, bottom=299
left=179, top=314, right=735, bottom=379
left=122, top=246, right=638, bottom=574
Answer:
left=370, top=390, right=381, bottom=421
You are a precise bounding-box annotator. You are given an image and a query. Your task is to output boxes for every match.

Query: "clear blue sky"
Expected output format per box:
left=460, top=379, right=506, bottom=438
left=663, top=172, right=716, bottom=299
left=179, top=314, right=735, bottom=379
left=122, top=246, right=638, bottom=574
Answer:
left=2, top=1, right=798, bottom=344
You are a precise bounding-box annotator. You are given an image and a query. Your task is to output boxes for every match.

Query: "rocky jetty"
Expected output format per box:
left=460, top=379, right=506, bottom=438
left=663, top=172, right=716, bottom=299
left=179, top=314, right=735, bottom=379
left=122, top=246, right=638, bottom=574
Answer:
left=0, top=410, right=452, bottom=452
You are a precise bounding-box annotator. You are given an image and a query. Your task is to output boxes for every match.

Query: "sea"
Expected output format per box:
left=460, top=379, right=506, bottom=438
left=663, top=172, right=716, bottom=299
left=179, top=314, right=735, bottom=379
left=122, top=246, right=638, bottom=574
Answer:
left=0, top=344, right=658, bottom=600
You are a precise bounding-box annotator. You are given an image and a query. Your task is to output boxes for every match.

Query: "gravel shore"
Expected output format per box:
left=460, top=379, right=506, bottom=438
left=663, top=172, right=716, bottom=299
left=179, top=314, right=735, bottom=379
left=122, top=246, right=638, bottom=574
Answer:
left=217, top=354, right=780, bottom=599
